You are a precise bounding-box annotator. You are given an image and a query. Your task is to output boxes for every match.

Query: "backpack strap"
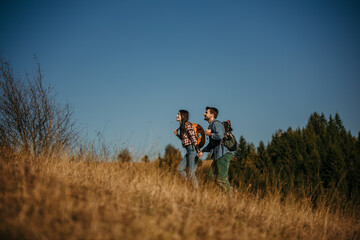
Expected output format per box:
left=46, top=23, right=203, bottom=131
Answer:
left=209, top=120, right=225, bottom=153
left=185, top=122, right=200, bottom=152
left=184, top=121, right=192, bottom=138
left=209, top=119, right=222, bottom=129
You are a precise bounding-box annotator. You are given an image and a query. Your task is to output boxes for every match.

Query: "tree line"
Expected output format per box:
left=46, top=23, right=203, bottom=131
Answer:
left=229, top=112, right=360, bottom=208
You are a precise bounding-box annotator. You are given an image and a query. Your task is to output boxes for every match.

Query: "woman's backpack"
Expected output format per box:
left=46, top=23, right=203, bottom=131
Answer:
left=191, top=123, right=205, bottom=148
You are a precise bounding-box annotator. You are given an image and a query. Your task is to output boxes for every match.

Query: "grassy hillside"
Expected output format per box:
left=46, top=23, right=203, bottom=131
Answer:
left=0, top=149, right=359, bottom=240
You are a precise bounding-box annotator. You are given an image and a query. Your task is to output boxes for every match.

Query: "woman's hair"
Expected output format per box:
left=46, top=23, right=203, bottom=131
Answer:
left=179, top=110, right=189, bottom=139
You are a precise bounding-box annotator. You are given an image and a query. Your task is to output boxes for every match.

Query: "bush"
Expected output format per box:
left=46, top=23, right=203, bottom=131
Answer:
left=0, top=56, right=78, bottom=155
left=157, top=144, right=182, bottom=172
left=117, top=148, right=132, bottom=163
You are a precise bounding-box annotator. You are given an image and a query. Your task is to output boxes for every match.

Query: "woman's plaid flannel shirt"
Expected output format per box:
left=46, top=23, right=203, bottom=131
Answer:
left=180, top=122, right=198, bottom=147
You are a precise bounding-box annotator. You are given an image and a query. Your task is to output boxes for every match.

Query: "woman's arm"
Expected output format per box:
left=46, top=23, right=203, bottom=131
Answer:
left=174, top=128, right=181, bottom=140
left=186, top=122, right=199, bottom=151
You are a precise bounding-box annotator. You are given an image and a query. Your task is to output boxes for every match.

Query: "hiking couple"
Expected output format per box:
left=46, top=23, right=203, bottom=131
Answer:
left=174, top=107, right=233, bottom=192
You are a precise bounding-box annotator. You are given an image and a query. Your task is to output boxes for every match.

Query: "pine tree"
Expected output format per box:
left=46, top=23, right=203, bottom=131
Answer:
left=229, top=136, right=247, bottom=187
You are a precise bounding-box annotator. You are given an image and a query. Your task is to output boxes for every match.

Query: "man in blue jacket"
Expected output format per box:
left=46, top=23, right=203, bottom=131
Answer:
left=198, top=106, right=232, bottom=192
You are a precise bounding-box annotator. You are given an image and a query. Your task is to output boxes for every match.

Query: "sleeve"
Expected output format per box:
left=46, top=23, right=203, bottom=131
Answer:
left=210, top=121, right=224, bottom=141
left=175, top=127, right=182, bottom=140
left=202, top=144, right=211, bottom=152
left=186, top=122, right=198, bottom=145
left=202, top=121, right=224, bottom=152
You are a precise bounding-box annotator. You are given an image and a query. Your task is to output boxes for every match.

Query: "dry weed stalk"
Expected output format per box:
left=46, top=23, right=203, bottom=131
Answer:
left=0, top=149, right=359, bottom=240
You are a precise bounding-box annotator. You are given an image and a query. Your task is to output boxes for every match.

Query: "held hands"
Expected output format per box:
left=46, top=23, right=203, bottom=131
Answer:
left=174, top=127, right=203, bottom=158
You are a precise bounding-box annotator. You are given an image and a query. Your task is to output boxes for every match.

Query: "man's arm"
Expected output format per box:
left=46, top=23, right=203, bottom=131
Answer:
left=201, top=132, right=213, bottom=152
left=201, top=121, right=223, bottom=152
left=202, top=144, right=211, bottom=153
left=210, top=121, right=224, bottom=141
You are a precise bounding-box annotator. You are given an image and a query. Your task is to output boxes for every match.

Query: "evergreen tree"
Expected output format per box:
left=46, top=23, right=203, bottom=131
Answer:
left=229, top=136, right=247, bottom=187
left=232, top=112, right=360, bottom=206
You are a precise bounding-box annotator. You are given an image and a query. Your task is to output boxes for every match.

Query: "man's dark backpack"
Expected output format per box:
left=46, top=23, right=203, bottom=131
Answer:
left=221, top=120, right=238, bottom=151
left=212, top=120, right=237, bottom=151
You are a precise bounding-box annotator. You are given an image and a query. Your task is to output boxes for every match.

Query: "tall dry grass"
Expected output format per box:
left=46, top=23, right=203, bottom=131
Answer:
left=0, top=149, right=359, bottom=240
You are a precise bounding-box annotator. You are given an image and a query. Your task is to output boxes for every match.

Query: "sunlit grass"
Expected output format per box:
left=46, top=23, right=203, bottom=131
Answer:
left=0, top=148, right=359, bottom=240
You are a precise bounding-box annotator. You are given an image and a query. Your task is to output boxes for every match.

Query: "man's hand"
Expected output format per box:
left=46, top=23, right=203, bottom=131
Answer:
left=205, top=129, right=212, bottom=136
left=197, top=151, right=203, bottom=158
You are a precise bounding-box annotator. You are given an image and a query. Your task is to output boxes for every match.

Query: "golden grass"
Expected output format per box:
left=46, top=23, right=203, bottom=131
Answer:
left=0, top=149, right=359, bottom=240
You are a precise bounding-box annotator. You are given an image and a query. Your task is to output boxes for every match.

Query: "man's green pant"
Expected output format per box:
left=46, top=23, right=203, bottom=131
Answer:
left=208, top=153, right=232, bottom=192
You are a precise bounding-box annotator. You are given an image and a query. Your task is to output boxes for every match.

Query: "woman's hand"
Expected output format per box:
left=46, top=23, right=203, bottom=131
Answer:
left=197, top=151, right=203, bottom=158
left=174, top=129, right=179, bottom=136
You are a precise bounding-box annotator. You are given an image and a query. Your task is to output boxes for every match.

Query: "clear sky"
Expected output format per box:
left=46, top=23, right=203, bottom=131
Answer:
left=1, top=0, right=360, bottom=157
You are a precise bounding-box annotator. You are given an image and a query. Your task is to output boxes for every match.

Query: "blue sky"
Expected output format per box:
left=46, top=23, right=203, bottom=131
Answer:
left=1, top=0, right=360, bottom=157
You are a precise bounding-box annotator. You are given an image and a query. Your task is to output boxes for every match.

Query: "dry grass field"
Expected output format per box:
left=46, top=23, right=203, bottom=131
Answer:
left=0, top=149, right=359, bottom=240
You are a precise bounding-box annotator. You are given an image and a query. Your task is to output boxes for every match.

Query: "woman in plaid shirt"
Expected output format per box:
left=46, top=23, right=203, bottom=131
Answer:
left=174, top=110, right=200, bottom=188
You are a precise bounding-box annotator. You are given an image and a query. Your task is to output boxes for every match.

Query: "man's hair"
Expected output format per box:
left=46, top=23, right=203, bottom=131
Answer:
left=206, top=106, right=218, bottom=119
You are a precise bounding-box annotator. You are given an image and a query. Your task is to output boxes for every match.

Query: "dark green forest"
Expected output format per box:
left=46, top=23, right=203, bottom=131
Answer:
left=229, top=112, right=360, bottom=208
left=160, top=112, right=360, bottom=209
